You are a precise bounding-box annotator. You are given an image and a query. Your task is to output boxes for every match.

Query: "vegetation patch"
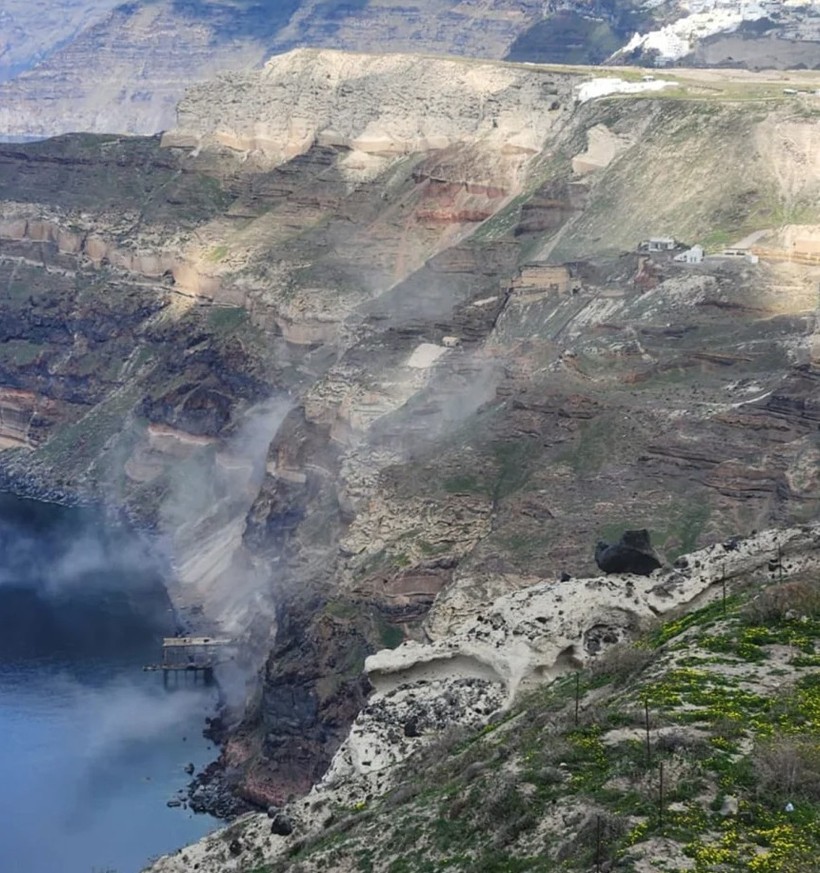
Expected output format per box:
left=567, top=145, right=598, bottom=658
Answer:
left=207, top=305, right=249, bottom=333
left=263, top=573, right=820, bottom=873
left=0, top=339, right=44, bottom=366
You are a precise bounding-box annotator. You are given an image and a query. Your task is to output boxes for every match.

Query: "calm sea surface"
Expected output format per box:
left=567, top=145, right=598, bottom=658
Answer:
left=0, top=494, right=220, bottom=873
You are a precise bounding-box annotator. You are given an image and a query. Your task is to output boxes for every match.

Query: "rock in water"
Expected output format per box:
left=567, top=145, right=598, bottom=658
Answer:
left=594, top=529, right=662, bottom=576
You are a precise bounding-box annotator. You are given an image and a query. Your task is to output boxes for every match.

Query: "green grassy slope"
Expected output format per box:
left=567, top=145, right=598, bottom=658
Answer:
left=260, top=574, right=820, bottom=873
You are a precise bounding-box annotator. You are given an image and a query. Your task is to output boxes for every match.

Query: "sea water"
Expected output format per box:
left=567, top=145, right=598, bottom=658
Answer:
left=0, top=494, right=221, bottom=873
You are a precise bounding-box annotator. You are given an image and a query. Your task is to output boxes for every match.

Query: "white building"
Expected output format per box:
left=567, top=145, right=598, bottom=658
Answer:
left=642, top=237, right=677, bottom=252
left=674, top=244, right=704, bottom=264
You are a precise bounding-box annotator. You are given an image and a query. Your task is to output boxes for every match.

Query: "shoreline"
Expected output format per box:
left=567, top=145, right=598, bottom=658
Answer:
left=0, top=477, right=254, bottom=826
left=185, top=701, right=257, bottom=821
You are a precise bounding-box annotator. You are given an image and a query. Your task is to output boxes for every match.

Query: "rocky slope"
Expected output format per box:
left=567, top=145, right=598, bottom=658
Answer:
left=144, top=523, right=820, bottom=872
left=2, top=1, right=819, bottom=138
left=1, top=49, right=819, bottom=818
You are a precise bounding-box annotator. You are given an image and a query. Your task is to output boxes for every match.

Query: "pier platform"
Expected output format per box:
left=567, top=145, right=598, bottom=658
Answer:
left=144, top=636, right=232, bottom=684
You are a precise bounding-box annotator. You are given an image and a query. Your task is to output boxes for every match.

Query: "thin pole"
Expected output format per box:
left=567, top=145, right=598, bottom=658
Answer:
left=595, top=814, right=601, bottom=873
left=644, top=699, right=652, bottom=768
left=575, top=672, right=580, bottom=726
left=659, top=762, right=665, bottom=832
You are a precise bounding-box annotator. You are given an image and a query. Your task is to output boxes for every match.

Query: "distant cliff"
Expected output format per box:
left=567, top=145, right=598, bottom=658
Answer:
left=2, top=1, right=819, bottom=139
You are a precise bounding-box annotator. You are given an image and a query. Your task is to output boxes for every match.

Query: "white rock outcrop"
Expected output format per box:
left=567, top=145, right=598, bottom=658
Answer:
left=164, top=49, right=575, bottom=179
left=145, top=523, right=820, bottom=873
left=365, top=525, right=820, bottom=706
left=575, top=77, right=674, bottom=103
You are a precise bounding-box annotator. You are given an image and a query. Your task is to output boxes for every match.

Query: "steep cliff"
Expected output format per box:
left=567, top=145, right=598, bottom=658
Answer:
left=1, top=50, right=819, bottom=815
left=2, top=1, right=819, bottom=138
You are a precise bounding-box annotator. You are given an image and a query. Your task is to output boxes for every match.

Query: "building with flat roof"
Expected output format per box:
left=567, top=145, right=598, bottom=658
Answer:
left=675, top=245, right=704, bottom=264
left=640, top=237, right=677, bottom=252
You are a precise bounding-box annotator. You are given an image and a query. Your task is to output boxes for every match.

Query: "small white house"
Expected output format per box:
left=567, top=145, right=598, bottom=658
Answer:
left=674, top=244, right=704, bottom=264
left=642, top=237, right=676, bottom=252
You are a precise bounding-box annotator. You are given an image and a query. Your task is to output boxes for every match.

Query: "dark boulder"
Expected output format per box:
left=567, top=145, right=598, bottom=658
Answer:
left=403, top=719, right=421, bottom=738
left=270, top=811, right=294, bottom=836
left=594, top=529, right=662, bottom=576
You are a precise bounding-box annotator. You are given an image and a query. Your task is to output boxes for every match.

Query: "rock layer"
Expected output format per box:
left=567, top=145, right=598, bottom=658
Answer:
left=167, top=48, right=573, bottom=177
left=1, top=53, right=819, bottom=816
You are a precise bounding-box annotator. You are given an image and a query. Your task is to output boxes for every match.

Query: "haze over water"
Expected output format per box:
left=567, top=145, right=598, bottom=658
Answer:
left=0, top=494, right=220, bottom=873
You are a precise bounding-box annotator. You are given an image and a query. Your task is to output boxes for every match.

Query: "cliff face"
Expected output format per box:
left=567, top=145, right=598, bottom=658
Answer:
left=2, top=1, right=819, bottom=139
left=168, top=49, right=566, bottom=164
left=0, top=2, right=274, bottom=139
left=1, top=51, right=820, bottom=810
left=0, top=0, right=547, bottom=139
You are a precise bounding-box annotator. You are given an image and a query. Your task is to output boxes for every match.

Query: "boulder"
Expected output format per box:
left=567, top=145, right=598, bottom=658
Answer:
left=594, top=529, right=661, bottom=576
left=720, top=795, right=739, bottom=817
left=403, top=719, right=421, bottom=738
left=270, top=811, right=294, bottom=836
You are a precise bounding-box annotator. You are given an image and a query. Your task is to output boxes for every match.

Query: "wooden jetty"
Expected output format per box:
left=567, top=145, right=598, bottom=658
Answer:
left=144, top=636, right=232, bottom=684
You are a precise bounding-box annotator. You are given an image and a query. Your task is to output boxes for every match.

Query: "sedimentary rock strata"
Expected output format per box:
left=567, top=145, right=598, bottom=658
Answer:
left=1, top=52, right=819, bottom=814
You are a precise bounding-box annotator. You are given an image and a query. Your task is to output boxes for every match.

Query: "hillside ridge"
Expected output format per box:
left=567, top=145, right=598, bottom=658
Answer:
left=145, top=522, right=820, bottom=872
left=1, top=1, right=819, bottom=138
